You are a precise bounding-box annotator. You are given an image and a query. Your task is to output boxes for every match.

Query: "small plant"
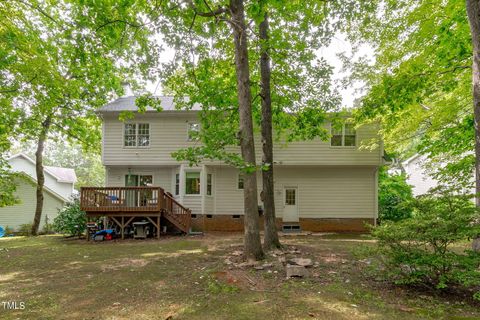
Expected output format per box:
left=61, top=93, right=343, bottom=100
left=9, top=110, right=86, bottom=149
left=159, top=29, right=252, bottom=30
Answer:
left=18, top=223, right=33, bottom=236
left=371, top=186, right=480, bottom=300
left=41, top=215, right=53, bottom=234
left=206, top=278, right=239, bottom=294
left=53, top=198, right=86, bottom=237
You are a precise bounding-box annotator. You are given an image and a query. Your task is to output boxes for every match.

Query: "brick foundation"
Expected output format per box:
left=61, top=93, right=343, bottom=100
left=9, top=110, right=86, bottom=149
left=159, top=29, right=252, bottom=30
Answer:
left=190, top=214, right=374, bottom=232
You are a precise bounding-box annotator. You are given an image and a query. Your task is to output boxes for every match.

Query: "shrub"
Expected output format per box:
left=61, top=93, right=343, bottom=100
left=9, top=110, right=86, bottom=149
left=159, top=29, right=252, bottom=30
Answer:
left=53, top=198, right=86, bottom=237
left=18, top=223, right=33, bottom=236
left=378, top=168, right=414, bottom=222
left=371, top=187, right=480, bottom=300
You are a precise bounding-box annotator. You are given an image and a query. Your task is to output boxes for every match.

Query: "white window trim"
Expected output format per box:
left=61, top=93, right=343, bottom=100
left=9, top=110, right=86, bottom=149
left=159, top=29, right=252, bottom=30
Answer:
left=184, top=169, right=202, bottom=196
left=237, top=173, right=244, bottom=190
left=124, top=173, right=155, bottom=186
left=123, top=122, right=151, bottom=149
left=174, top=172, right=180, bottom=196
left=329, top=123, right=357, bottom=149
left=186, top=122, right=200, bottom=142
left=283, top=186, right=299, bottom=206
left=206, top=173, right=214, bottom=197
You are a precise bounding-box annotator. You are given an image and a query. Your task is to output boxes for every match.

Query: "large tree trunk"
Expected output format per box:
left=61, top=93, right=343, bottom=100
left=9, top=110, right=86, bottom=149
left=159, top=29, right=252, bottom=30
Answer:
left=230, top=0, right=264, bottom=261
left=466, top=0, right=480, bottom=251
left=259, top=12, right=281, bottom=250
left=31, top=118, right=51, bottom=236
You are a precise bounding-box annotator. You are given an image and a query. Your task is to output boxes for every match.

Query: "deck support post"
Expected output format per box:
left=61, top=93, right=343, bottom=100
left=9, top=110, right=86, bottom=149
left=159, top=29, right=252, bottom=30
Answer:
left=86, top=219, right=90, bottom=242
left=157, top=216, right=160, bottom=239
left=121, top=216, right=124, bottom=240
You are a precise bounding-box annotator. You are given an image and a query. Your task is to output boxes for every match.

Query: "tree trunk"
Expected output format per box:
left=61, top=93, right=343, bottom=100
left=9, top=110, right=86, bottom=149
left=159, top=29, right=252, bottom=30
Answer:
left=466, top=0, right=480, bottom=251
left=259, top=12, right=281, bottom=250
left=230, top=0, right=264, bottom=261
left=31, top=118, right=51, bottom=236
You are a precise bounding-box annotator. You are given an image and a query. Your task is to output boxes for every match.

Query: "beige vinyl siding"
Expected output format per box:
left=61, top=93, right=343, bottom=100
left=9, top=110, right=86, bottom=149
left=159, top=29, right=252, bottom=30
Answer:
left=103, top=113, right=199, bottom=166
left=273, top=167, right=376, bottom=218
left=106, top=166, right=175, bottom=194
left=214, top=167, right=263, bottom=215
left=183, top=196, right=202, bottom=215
left=214, top=166, right=376, bottom=219
left=102, top=112, right=382, bottom=166
left=0, top=178, right=65, bottom=231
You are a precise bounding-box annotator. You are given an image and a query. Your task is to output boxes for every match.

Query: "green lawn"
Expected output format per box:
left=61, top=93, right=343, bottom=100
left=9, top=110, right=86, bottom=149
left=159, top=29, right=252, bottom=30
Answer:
left=0, top=234, right=478, bottom=320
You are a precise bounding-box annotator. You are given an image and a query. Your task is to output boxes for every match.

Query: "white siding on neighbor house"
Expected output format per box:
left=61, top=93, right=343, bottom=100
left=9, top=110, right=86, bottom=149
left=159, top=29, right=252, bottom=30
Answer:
left=212, top=166, right=377, bottom=219
left=9, top=156, right=73, bottom=200
left=102, top=112, right=383, bottom=167
left=0, top=178, right=65, bottom=231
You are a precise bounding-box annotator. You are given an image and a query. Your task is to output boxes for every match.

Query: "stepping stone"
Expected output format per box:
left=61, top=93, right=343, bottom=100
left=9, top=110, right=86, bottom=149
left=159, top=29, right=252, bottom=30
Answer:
left=286, top=264, right=309, bottom=278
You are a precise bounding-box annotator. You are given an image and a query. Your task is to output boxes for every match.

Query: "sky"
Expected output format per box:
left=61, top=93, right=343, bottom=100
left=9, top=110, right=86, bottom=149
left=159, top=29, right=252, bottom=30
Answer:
left=145, top=34, right=374, bottom=109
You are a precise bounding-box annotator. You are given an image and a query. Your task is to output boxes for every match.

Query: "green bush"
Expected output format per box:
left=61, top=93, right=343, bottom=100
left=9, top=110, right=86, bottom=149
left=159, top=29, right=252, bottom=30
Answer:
left=371, top=187, right=480, bottom=300
left=53, top=198, right=86, bottom=237
left=378, top=168, right=414, bottom=222
left=18, top=223, right=33, bottom=236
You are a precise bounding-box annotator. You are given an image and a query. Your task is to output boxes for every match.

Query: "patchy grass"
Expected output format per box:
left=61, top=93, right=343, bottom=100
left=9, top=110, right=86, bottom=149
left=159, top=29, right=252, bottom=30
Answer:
left=0, top=233, right=479, bottom=319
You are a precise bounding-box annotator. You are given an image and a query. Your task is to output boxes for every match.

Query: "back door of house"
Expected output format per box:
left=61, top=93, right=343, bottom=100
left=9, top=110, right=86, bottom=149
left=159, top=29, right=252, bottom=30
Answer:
left=283, top=187, right=299, bottom=222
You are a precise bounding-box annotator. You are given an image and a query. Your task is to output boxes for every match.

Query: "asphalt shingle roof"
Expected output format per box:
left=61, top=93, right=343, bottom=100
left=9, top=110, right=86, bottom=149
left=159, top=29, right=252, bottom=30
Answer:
left=98, top=96, right=201, bottom=112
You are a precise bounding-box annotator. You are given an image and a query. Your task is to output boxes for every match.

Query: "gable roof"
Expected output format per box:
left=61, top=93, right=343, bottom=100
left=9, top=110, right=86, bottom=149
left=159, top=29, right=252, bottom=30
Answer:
left=8, top=153, right=77, bottom=184
left=17, top=174, right=70, bottom=203
left=98, top=95, right=202, bottom=113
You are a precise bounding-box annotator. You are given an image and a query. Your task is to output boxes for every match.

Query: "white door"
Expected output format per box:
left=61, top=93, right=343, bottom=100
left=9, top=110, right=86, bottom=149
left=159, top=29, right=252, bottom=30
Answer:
left=283, top=187, right=299, bottom=222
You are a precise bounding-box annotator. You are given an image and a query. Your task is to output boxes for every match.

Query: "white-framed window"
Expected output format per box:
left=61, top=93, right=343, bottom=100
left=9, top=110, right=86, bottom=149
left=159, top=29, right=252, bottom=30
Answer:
left=175, top=173, right=180, bottom=196
left=124, top=123, right=150, bottom=147
left=185, top=171, right=201, bottom=195
left=331, top=123, right=356, bottom=147
left=125, top=174, right=153, bottom=186
left=237, top=173, right=244, bottom=190
left=187, top=122, right=200, bottom=141
left=207, top=173, right=212, bottom=196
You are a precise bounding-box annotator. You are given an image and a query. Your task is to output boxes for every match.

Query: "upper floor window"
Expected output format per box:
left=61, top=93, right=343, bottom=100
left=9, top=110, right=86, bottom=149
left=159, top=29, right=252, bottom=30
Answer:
left=185, top=171, right=201, bottom=195
left=331, top=123, right=356, bottom=147
left=187, top=122, right=200, bottom=141
left=238, top=173, right=244, bottom=190
left=124, top=123, right=150, bottom=147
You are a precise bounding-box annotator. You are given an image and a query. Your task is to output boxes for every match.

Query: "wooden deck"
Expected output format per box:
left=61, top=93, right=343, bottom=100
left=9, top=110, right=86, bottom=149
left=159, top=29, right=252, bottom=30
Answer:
left=80, top=186, right=191, bottom=239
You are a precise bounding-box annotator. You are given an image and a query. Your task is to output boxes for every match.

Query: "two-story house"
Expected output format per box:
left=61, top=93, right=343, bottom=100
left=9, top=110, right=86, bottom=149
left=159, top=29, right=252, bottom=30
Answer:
left=92, top=95, right=383, bottom=233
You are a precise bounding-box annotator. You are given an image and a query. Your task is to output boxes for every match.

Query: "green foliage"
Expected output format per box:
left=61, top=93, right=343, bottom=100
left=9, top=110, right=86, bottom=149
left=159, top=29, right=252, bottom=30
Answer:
left=53, top=199, right=86, bottom=237
left=16, top=140, right=105, bottom=188
left=371, top=188, right=480, bottom=299
left=378, top=168, right=414, bottom=222
left=0, top=0, right=158, bottom=192
left=151, top=0, right=347, bottom=169
left=345, top=0, right=473, bottom=178
left=0, top=158, right=20, bottom=207
left=206, top=278, right=239, bottom=294
left=18, top=223, right=33, bottom=236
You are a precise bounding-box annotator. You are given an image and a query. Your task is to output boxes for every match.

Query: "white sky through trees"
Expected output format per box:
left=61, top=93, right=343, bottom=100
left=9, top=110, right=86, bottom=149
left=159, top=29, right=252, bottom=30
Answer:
left=145, top=34, right=373, bottom=109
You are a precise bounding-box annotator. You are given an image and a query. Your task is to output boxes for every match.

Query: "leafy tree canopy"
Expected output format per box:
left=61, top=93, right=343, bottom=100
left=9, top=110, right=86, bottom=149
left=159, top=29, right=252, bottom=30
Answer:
left=343, top=0, right=473, bottom=187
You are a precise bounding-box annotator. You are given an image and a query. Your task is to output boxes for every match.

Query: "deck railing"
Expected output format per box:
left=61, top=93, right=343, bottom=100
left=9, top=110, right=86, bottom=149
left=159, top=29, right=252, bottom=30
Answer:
left=164, top=192, right=192, bottom=230
left=80, top=187, right=164, bottom=212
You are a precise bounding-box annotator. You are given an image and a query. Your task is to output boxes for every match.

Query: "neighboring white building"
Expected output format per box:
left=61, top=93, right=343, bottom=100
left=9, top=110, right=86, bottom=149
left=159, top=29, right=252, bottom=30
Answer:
left=0, top=153, right=77, bottom=231
left=400, top=154, right=437, bottom=196
left=396, top=154, right=474, bottom=196
left=94, top=95, right=385, bottom=232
